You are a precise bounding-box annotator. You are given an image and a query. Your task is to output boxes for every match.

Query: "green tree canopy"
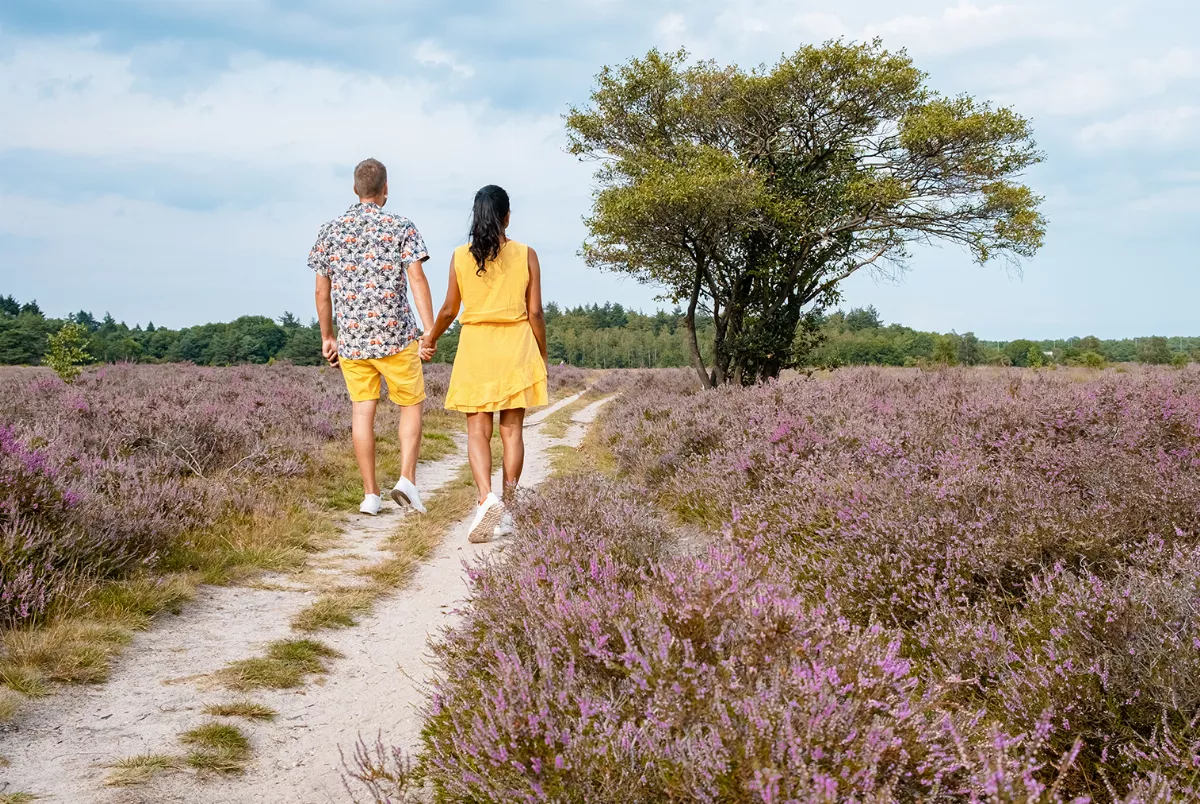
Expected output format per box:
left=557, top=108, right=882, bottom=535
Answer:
left=844, top=305, right=884, bottom=332
left=1138, top=336, right=1172, bottom=365
left=567, top=41, right=1046, bottom=386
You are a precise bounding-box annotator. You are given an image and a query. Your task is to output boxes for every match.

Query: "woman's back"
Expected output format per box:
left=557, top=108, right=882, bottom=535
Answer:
left=453, top=241, right=529, bottom=325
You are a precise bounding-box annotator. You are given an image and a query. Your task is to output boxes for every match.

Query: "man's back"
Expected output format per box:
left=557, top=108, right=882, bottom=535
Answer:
left=308, top=202, right=428, bottom=360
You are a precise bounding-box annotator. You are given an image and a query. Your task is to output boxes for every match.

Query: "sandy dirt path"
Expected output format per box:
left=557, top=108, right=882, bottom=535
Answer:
left=0, top=393, right=601, bottom=804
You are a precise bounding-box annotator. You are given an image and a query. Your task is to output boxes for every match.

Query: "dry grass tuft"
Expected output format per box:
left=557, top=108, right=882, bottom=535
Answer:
left=0, top=793, right=39, bottom=803
left=0, top=664, right=48, bottom=698
left=0, top=619, right=130, bottom=688
left=180, top=721, right=251, bottom=773
left=162, top=502, right=335, bottom=587
left=539, top=395, right=593, bottom=439
left=84, top=574, right=198, bottom=629
left=290, top=588, right=376, bottom=632
left=104, top=753, right=178, bottom=787
left=420, top=431, right=458, bottom=463
left=203, top=699, right=277, bottom=721
left=0, top=686, right=23, bottom=723
left=545, top=413, right=618, bottom=479
left=218, top=639, right=342, bottom=691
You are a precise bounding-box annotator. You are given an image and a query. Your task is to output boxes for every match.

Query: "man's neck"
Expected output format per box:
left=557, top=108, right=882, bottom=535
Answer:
left=357, top=196, right=385, bottom=207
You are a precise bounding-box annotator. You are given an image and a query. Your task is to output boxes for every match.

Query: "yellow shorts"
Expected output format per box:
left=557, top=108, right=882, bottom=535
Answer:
left=339, top=342, right=426, bottom=406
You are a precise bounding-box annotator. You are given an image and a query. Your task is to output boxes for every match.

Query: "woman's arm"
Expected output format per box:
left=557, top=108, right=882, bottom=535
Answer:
left=526, top=246, right=548, bottom=363
left=421, top=255, right=462, bottom=360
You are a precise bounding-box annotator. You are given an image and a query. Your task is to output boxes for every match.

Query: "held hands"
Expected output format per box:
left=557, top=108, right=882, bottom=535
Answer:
left=321, top=337, right=340, bottom=367
left=419, top=334, right=437, bottom=362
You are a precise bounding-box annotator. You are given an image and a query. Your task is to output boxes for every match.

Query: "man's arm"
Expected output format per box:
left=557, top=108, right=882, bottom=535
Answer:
left=407, top=257, right=435, bottom=342
left=315, top=274, right=338, bottom=367
left=422, top=255, right=462, bottom=361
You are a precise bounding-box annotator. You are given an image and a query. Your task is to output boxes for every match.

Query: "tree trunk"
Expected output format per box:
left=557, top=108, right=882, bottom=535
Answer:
left=684, top=270, right=713, bottom=389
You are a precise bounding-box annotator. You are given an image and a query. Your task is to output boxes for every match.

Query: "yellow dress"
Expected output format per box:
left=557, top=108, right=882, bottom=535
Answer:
left=444, top=240, right=549, bottom=413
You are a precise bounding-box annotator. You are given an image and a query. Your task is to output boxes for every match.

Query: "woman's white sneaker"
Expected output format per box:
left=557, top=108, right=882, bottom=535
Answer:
left=468, top=493, right=505, bottom=544
left=493, top=512, right=516, bottom=539
left=359, top=494, right=383, bottom=516
left=391, top=476, right=427, bottom=514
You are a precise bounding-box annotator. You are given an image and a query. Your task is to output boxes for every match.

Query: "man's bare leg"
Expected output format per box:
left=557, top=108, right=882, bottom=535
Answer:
left=498, top=408, right=525, bottom=502
left=351, top=400, right=379, bottom=496
left=398, top=402, right=423, bottom=484
left=465, top=411, right=494, bottom=505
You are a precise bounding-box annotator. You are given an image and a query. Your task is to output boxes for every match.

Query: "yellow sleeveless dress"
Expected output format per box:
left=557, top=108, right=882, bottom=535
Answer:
left=444, top=240, right=549, bottom=413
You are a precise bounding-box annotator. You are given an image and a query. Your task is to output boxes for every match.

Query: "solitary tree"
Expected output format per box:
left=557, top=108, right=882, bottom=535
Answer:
left=958, top=332, right=983, bottom=366
left=567, top=41, right=1045, bottom=386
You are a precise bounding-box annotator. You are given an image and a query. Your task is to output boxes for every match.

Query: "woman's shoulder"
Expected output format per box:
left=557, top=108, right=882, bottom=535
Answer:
left=505, top=240, right=533, bottom=260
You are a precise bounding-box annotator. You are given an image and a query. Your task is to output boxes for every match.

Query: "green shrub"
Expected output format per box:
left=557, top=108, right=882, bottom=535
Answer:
left=44, top=323, right=92, bottom=382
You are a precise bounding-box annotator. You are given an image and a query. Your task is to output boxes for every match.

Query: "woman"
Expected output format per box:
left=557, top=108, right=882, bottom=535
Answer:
left=422, top=185, right=548, bottom=543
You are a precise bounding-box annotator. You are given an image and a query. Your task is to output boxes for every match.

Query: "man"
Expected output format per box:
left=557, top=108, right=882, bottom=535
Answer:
left=309, top=158, right=435, bottom=516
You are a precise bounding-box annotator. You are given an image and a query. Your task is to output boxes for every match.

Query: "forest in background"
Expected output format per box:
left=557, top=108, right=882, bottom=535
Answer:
left=1, top=294, right=1196, bottom=370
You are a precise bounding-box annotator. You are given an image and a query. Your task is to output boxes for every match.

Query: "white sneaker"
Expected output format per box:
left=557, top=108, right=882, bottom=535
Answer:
left=493, top=512, right=515, bottom=539
left=359, top=494, right=383, bottom=516
left=391, top=476, right=427, bottom=514
left=468, top=493, right=505, bottom=544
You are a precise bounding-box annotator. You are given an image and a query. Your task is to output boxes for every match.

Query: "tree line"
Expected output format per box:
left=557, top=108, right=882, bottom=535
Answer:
left=0, top=295, right=715, bottom=370
left=810, top=305, right=1198, bottom=369
left=2, top=294, right=1193, bottom=370
left=0, top=295, right=326, bottom=367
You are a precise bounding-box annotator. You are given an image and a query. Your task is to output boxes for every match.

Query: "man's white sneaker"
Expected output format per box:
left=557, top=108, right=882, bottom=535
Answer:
left=359, top=494, right=383, bottom=516
left=391, top=476, right=427, bottom=514
left=493, top=511, right=516, bottom=539
left=468, top=493, right=505, bottom=544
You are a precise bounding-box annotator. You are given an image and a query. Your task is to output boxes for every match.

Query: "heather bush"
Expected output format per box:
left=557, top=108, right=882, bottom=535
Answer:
left=0, top=363, right=354, bottom=623
left=420, top=484, right=961, bottom=802
left=546, top=364, right=595, bottom=394
left=594, top=367, right=1200, bottom=797
left=353, top=367, right=1200, bottom=802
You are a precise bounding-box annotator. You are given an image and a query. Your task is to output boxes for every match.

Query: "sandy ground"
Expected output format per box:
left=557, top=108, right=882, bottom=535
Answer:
left=0, top=393, right=609, bottom=804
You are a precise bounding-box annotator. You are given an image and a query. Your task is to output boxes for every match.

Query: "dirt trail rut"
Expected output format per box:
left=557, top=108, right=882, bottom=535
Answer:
left=0, top=394, right=608, bottom=803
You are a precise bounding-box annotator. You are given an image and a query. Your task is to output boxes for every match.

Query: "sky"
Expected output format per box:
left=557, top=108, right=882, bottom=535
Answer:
left=0, top=0, right=1196, bottom=340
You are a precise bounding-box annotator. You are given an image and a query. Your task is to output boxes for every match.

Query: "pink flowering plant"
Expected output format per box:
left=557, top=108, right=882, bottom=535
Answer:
left=348, top=366, right=1200, bottom=802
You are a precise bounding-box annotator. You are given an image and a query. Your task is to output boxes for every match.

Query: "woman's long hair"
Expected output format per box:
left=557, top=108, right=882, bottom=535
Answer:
left=468, top=185, right=510, bottom=275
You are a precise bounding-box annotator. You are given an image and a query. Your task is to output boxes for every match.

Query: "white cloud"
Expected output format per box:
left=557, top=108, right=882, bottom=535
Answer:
left=655, top=12, right=687, bottom=44
left=1079, top=106, right=1199, bottom=150
left=0, top=36, right=558, bottom=176
left=1123, top=184, right=1200, bottom=218
left=672, top=0, right=1094, bottom=62
left=1132, top=48, right=1200, bottom=89
left=989, top=61, right=1125, bottom=116
left=0, top=34, right=615, bottom=323
left=414, top=40, right=475, bottom=78
left=986, top=46, right=1200, bottom=124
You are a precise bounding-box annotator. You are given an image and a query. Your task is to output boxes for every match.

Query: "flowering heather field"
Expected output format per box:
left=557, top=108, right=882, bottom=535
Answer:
left=355, top=367, right=1200, bottom=803
left=0, top=362, right=461, bottom=626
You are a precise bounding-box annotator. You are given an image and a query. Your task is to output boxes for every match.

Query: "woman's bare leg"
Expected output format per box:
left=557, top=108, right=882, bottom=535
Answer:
left=465, top=411, right=494, bottom=505
left=498, top=408, right=526, bottom=501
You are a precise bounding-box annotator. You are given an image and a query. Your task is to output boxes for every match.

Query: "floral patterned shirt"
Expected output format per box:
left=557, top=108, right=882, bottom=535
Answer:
left=308, top=203, right=429, bottom=360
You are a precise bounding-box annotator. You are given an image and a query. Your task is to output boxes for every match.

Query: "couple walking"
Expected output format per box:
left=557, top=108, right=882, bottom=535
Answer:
left=307, top=158, right=548, bottom=543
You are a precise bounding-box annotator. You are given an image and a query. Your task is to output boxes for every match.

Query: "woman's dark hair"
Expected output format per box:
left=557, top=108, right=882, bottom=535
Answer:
left=468, top=185, right=510, bottom=275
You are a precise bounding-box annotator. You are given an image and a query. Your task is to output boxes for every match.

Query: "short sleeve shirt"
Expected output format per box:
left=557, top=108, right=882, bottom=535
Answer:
left=307, top=202, right=429, bottom=360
